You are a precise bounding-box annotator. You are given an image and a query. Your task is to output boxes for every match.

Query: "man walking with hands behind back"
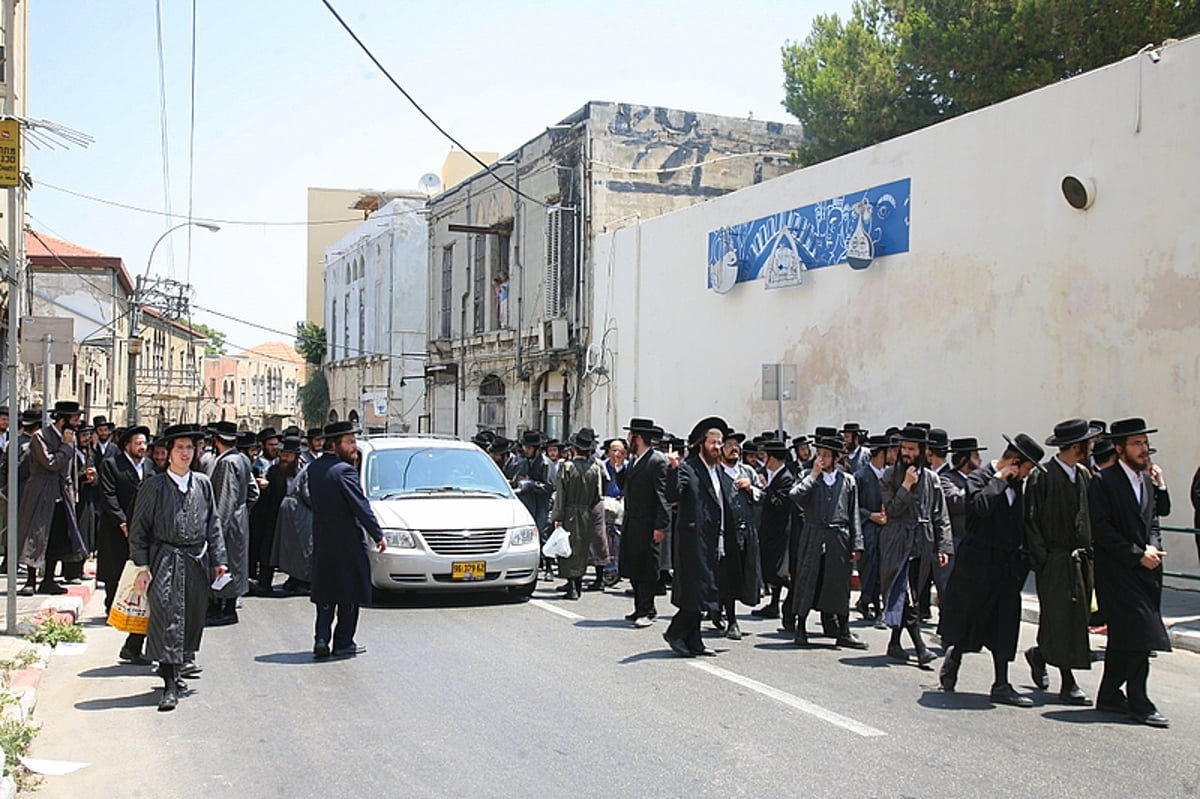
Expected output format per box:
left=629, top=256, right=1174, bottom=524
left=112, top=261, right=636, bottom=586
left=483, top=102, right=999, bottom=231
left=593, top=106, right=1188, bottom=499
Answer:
left=308, top=421, right=386, bottom=659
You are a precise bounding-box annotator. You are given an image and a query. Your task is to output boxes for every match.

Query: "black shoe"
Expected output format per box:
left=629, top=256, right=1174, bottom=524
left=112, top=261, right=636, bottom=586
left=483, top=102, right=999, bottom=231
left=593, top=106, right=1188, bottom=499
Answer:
left=1132, top=711, right=1170, bottom=728
left=780, top=615, right=796, bottom=633
left=624, top=610, right=640, bottom=622
left=654, top=585, right=667, bottom=596
left=750, top=605, right=779, bottom=619
left=158, top=685, right=179, bottom=712
left=1025, top=647, right=1049, bottom=690
left=334, top=643, right=366, bottom=658
left=584, top=579, right=604, bottom=592
left=179, top=662, right=203, bottom=678
left=708, top=611, right=725, bottom=632
left=836, top=634, right=869, bottom=651
left=915, top=649, right=937, bottom=668
left=565, top=581, right=580, bottom=600
left=1096, top=695, right=1130, bottom=714
left=793, top=628, right=811, bottom=648
left=887, top=644, right=908, bottom=663
left=119, top=647, right=153, bottom=666
left=1059, top=686, right=1092, bottom=706
left=939, top=657, right=959, bottom=691
left=990, top=683, right=1034, bottom=707
left=662, top=633, right=693, bottom=658
left=690, top=646, right=718, bottom=657
left=725, top=622, right=743, bottom=641
left=556, top=582, right=571, bottom=593
left=36, top=580, right=67, bottom=595
left=313, top=640, right=331, bottom=659
left=17, top=584, right=34, bottom=597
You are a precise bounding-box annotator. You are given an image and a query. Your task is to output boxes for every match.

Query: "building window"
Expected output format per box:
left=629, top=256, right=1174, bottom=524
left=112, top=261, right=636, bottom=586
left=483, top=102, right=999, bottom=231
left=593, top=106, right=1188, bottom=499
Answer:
left=440, top=245, right=453, bottom=339
left=330, top=300, right=338, bottom=361
left=343, top=292, right=351, bottom=357
left=358, top=289, right=366, bottom=356
left=494, top=231, right=510, bottom=330
left=239, top=378, right=247, bottom=406
left=473, top=234, right=486, bottom=333
left=478, top=374, right=506, bottom=433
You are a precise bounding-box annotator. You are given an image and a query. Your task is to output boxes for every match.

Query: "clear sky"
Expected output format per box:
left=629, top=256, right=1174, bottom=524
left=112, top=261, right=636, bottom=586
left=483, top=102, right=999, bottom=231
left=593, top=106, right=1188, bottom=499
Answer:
left=27, top=0, right=849, bottom=354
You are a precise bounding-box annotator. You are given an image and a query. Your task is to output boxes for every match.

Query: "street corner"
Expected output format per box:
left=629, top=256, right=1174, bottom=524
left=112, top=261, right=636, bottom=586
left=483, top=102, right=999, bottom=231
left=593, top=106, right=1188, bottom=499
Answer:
left=1167, top=621, right=1200, bottom=655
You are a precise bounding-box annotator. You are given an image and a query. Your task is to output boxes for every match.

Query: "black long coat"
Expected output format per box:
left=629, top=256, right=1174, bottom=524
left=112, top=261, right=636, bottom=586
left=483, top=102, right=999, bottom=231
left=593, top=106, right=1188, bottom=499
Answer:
left=666, top=454, right=731, bottom=614
left=96, top=453, right=145, bottom=601
left=253, top=462, right=291, bottom=566
left=720, top=463, right=762, bottom=605
left=758, top=467, right=795, bottom=586
left=309, top=456, right=384, bottom=605
left=618, top=449, right=670, bottom=582
left=939, top=464, right=1027, bottom=661
left=1088, top=463, right=1171, bottom=652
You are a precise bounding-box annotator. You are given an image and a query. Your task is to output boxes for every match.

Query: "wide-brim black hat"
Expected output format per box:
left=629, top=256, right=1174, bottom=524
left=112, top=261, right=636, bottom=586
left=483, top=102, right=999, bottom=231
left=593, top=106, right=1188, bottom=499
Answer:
left=741, top=440, right=760, bottom=454
left=236, top=431, right=258, bottom=449
left=928, top=428, right=950, bottom=450
left=118, top=425, right=152, bottom=447
left=257, top=426, right=281, bottom=444
left=841, top=422, right=866, bottom=435
left=471, top=430, right=496, bottom=448
left=159, top=423, right=204, bottom=444
left=281, top=435, right=303, bottom=453
left=723, top=430, right=746, bottom=444
left=895, top=425, right=929, bottom=444
left=949, top=436, right=986, bottom=453
left=51, top=400, right=81, bottom=419
left=813, top=425, right=838, bottom=439
left=212, top=421, right=239, bottom=443
left=1091, top=438, right=1116, bottom=460
left=1002, top=433, right=1048, bottom=471
left=544, top=438, right=561, bottom=449
left=688, top=416, right=729, bottom=447
left=623, top=417, right=659, bottom=435
left=323, top=421, right=360, bottom=439
left=1044, top=418, right=1105, bottom=448
left=306, top=427, right=325, bottom=440
left=1105, top=417, right=1157, bottom=440
left=761, top=440, right=789, bottom=459
left=570, top=429, right=596, bottom=452
left=866, top=434, right=892, bottom=449
left=520, top=430, right=546, bottom=447
left=813, top=435, right=846, bottom=455
left=92, top=415, right=114, bottom=430
left=791, top=434, right=811, bottom=448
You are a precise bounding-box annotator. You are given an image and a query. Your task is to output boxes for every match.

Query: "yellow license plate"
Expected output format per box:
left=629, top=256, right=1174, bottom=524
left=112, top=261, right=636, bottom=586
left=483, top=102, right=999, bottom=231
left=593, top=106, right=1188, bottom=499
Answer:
left=451, top=561, right=486, bottom=581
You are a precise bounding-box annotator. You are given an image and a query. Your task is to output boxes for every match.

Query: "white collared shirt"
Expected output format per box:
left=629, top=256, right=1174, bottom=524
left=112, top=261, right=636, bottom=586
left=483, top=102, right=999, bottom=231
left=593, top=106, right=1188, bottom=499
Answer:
left=1119, top=459, right=1143, bottom=504
left=125, top=451, right=145, bottom=482
left=870, top=462, right=884, bottom=479
left=765, top=464, right=783, bottom=486
left=166, top=468, right=191, bottom=494
left=1053, top=455, right=1077, bottom=484
left=822, top=470, right=837, bottom=486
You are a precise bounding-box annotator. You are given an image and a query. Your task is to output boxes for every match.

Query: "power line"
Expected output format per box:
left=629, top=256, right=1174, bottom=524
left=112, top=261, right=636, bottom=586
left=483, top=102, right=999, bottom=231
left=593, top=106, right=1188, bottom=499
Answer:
left=154, top=0, right=175, bottom=277
left=319, top=0, right=548, bottom=208
left=186, top=0, right=199, bottom=286
left=37, top=181, right=422, bottom=227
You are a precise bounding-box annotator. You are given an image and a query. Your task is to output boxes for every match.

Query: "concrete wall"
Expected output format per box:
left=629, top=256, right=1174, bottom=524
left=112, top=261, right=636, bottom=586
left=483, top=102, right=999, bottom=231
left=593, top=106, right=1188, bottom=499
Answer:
left=305, top=188, right=375, bottom=325
left=591, top=37, right=1199, bottom=523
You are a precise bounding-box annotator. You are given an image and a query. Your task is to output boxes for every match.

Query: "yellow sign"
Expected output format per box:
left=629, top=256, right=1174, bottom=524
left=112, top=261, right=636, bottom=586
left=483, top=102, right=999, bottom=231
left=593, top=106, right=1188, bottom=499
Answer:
left=0, top=119, right=19, bottom=188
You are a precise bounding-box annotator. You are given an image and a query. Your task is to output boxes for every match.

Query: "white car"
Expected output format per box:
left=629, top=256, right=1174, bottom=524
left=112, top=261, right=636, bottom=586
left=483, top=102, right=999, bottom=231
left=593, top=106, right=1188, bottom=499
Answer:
left=359, top=435, right=540, bottom=600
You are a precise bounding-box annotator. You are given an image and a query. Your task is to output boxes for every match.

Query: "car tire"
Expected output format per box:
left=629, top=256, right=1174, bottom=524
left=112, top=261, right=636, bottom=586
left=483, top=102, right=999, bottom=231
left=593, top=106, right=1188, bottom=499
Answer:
left=507, top=580, right=536, bottom=602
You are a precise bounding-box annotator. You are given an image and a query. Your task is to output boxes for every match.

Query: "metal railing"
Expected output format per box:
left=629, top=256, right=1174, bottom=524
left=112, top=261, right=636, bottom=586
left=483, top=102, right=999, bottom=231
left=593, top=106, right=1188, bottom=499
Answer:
left=1160, top=525, right=1199, bottom=582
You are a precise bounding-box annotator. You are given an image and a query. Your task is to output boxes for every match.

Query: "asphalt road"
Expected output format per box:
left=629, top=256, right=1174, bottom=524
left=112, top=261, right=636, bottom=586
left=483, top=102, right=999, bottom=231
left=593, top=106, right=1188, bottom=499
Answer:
left=27, top=580, right=1200, bottom=798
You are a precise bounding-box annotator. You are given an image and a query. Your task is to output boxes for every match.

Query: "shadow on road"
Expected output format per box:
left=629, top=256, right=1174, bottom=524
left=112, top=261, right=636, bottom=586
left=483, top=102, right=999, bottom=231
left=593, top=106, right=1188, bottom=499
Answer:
left=618, top=649, right=680, bottom=664
left=574, top=619, right=640, bottom=629
left=368, top=591, right=519, bottom=610
left=917, top=690, right=997, bottom=711
left=74, top=690, right=161, bottom=711
left=838, top=654, right=896, bottom=668
left=1041, top=709, right=1130, bottom=725
left=254, top=651, right=326, bottom=665
left=76, top=664, right=159, bottom=679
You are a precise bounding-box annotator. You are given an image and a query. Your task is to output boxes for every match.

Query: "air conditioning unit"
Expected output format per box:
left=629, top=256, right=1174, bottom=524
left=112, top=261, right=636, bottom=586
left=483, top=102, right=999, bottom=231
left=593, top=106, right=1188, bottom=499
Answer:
left=541, top=318, right=569, bottom=351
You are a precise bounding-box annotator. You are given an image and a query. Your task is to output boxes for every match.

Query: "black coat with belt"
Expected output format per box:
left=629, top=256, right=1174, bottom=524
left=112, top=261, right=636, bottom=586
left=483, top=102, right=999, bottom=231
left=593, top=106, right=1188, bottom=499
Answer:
left=666, top=453, right=732, bottom=614
left=617, top=449, right=670, bottom=582
left=758, top=467, right=795, bottom=585
left=1088, top=463, right=1171, bottom=652
left=96, top=452, right=144, bottom=598
left=309, top=456, right=384, bottom=606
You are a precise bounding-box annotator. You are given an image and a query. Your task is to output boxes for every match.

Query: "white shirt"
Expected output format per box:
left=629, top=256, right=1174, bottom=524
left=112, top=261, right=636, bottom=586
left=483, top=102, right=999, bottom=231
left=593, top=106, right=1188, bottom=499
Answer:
left=822, top=471, right=837, bottom=486
left=765, top=464, right=784, bottom=486
left=706, top=462, right=725, bottom=558
left=869, top=462, right=884, bottom=479
left=1119, top=459, right=1143, bottom=504
left=125, top=452, right=145, bottom=482
left=166, top=468, right=191, bottom=494
left=1053, top=455, right=1077, bottom=484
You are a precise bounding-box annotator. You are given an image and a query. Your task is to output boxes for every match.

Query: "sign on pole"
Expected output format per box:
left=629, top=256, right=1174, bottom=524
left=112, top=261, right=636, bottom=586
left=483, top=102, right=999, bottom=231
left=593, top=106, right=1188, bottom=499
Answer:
left=19, top=316, right=74, bottom=364
left=0, top=119, right=19, bottom=188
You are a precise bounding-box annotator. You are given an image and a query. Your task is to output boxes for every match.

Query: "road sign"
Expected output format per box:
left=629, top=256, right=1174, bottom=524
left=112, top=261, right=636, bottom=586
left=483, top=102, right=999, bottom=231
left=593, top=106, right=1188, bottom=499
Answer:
left=0, top=119, right=19, bottom=188
left=20, top=316, right=74, bottom=364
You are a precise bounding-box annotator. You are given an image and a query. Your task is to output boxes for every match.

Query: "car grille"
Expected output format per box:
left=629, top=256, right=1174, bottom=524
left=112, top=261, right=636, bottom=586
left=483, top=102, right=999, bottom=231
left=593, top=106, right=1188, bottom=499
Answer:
left=421, top=530, right=507, bottom=556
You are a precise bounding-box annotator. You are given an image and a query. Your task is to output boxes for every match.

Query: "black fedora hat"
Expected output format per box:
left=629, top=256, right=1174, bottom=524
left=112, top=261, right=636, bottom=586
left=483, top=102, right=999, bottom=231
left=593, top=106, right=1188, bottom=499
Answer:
left=281, top=435, right=303, bottom=454
left=791, top=434, right=811, bottom=448
left=623, top=417, right=659, bottom=435
left=51, top=400, right=81, bottom=418
left=257, top=426, right=281, bottom=444
left=78, top=423, right=95, bottom=434
left=520, top=430, right=546, bottom=447
left=118, top=425, right=151, bottom=447
left=212, top=420, right=239, bottom=443
left=1089, top=419, right=1107, bottom=435
left=1106, top=417, right=1157, bottom=440
left=1092, top=437, right=1116, bottom=461
left=471, top=430, right=496, bottom=449
left=688, top=416, right=729, bottom=446
left=544, top=437, right=561, bottom=449
left=282, top=425, right=302, bottom=438
left=159, top=423, right=204, bottom=444
left=723, top=430, right=746, bottom=444
left=813, top=425, right=838, bottom=439
left=928, top=428, right=950, bottom=450
left=741, top=440, right=760, bottom=454
left=570, top=428, right=596, bottom=452
left=236, top=431, right=257, bottom=450
left=92, top=415, right=114, bottom=430
left=841, top=422, right=867, bottom=435
left=949, top=436, right=986, bottom=453
left=487, top=436, right=514, bottom=456
left=323, top=421, right=360, bottom=439
left=305, top=427, right=325, bottom=441
left=866, top=434, right=892, bottom=449
left=1044, top=418, right=1105, bottom=448
left=896, top=425, right=929, bottom=444
left=1002, top=433, right=1047, bottom=471
left=761, top=440, right=789, bottom=460
left=813, top=435, right=845, bottom=455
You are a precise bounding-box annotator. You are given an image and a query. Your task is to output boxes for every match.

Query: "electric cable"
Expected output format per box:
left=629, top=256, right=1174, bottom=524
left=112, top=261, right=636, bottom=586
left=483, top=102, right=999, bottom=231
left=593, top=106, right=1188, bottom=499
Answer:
left=154, top=0, right=175, bottom=276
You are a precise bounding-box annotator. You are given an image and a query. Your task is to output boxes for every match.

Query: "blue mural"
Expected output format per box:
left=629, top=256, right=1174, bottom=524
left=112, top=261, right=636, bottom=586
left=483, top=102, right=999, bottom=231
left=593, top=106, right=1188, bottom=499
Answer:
left=706, top=178, right=911, bottom=293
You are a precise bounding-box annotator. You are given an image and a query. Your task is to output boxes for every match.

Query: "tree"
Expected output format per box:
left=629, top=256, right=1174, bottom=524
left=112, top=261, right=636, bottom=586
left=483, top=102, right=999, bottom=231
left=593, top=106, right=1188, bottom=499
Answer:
left=297, top=370, right=330, bottom=428
left=782, top=0, right=1200, bottom=165
left=295, top=321, right=327, bottom=366
left=190, top=322, right=227, bottom=356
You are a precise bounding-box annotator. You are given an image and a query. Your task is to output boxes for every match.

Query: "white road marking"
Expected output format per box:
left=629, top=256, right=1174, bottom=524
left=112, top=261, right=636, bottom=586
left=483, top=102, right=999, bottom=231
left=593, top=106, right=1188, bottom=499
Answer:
left=529, top=599, right=584, bottom=621
left=688, top=660, right=887, bottom=738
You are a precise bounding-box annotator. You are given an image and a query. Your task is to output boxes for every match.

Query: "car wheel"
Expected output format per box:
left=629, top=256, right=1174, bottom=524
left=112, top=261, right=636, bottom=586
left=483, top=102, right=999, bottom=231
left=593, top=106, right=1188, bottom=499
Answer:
left=507, top=580, right=536, bottom=602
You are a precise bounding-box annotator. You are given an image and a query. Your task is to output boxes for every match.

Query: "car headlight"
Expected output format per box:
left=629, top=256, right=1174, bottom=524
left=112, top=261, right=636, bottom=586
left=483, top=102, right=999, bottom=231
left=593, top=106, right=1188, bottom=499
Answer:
left=509, top=525, right=537, bottom=546
left=382, top=529, right=417, bottom=548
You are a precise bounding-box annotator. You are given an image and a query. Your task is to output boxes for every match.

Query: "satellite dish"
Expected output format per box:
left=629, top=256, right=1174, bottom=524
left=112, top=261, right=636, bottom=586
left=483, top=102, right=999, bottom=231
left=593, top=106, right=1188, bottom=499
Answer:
left=419, top=173, right=442, bottom=196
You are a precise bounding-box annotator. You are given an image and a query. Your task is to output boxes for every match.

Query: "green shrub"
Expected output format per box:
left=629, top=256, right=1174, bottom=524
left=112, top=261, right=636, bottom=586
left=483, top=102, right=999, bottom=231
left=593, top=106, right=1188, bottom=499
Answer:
left=25, top=617, right=85, bottom=646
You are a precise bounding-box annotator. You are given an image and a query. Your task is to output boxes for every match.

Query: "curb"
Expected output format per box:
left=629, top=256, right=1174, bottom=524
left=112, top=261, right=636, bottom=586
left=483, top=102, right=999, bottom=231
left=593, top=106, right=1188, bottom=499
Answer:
left=1021, top=595, right=1200, bottom=655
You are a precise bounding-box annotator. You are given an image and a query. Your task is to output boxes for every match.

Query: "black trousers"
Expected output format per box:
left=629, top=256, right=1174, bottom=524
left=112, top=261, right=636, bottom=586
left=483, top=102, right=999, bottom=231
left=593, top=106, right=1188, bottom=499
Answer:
left=315, top=602, right=360, bottom=650
left=1098, top=648, right=1155, bottom=716
left=631, top=579, right=656, bottom=618
left=665, top=610, right=703, bottom=650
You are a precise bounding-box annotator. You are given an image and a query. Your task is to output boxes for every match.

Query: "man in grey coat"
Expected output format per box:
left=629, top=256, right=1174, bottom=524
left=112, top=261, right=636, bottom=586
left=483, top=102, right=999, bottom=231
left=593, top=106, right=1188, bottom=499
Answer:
left=207, top=421, right=259, bottom=625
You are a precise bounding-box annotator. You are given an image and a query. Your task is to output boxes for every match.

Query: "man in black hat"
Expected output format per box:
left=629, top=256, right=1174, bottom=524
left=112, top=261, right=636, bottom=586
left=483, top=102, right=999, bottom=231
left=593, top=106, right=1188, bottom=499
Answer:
left=619, top=418, right=671, bottom=627
left=207, top=421, right=259, bottom=625
left=17, top=400, right=88, bottom=595
left=308, top=421, right=386, bottom=659
left=751, top=440, right=794, bottom=620
left=251, top=436, right=303, bottom=596
left=841, top=423, right=869, bottom=475
left=878, top=425, right=952, bottom=668
left=98, top=424, right=152, bottom=664
left=927, top=429, right=950, bottom=475
left=939, top=433, right=1045, bottom=706
left=254, top=427, right=281, bottom=480
left=715, top=430, right=762, bottom=640
left=854, top=434, right=891, bottom=622
left=301, top=427, right=325, bottom=467
left=1023, top=418, right=1103, bottom=706
left=662, top=417, right=732, bottom=657
left=93, top=415, right=117, bottom=462
left=789, top=434, right=813, bottom=476
left=788, top=435, right=866, bottom=649
left=512, top=430, right=554, bottom=563
left=1088, top=418, right=1171, bottom=727
left=549, top=428, right=604, bottom=600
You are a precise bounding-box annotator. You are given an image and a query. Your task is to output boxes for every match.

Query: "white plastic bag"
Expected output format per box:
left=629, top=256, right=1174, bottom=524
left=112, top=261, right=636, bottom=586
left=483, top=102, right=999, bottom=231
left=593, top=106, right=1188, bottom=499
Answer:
left=542, top=525, right=572, bottom=559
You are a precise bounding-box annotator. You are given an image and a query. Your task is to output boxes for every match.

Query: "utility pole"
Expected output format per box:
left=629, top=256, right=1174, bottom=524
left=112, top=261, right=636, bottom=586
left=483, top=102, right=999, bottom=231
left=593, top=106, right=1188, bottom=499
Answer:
left=4, top=0, right=20, bottom=634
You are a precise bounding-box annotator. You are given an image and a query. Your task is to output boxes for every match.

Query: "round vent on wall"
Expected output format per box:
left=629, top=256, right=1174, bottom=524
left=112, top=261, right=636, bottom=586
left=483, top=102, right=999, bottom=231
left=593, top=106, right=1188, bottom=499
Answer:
left=1061, top=176, right=1096, bottom=210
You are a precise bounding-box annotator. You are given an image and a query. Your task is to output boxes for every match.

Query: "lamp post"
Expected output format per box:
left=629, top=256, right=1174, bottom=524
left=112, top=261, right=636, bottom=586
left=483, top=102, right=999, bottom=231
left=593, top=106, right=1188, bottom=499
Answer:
left=127, top=221, right=220, bottom=425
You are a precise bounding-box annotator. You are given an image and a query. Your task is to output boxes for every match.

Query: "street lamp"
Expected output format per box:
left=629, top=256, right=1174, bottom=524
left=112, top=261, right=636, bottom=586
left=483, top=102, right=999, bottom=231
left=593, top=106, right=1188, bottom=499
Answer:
left=127, top=221, right=220, bottom=425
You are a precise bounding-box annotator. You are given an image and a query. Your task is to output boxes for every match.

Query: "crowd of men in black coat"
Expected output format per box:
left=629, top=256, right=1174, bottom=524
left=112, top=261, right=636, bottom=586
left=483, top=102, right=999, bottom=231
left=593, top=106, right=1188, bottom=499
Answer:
left=481, top=413, right=1177, bottom=730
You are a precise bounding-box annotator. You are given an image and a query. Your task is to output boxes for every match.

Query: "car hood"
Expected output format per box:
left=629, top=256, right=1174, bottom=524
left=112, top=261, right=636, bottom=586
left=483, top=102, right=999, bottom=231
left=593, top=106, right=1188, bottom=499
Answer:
left=369, top=494, right=535, bottom=532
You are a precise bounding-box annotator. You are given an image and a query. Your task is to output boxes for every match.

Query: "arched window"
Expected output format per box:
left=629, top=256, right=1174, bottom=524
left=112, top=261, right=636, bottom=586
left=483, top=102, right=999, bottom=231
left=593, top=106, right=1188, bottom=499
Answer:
left=328, top=408, right=339, bottom=423
left=348, top=409, right=360, bottom=426
left=478, top=374, right=506, bottom=432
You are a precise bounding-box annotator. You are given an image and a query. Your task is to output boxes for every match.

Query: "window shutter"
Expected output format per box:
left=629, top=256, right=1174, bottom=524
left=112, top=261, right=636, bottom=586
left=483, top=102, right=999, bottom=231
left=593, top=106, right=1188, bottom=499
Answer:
left=544, top=207, right=562, bottom=319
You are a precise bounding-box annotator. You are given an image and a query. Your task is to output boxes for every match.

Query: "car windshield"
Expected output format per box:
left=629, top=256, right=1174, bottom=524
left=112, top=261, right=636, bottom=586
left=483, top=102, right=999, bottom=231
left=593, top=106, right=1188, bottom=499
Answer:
left=364, top=446, right=513, bottom=499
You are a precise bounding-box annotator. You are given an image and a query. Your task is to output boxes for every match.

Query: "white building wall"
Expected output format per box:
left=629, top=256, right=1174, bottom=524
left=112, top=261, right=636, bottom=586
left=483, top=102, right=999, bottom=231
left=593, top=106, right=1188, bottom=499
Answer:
left=592, top=36, right=1199, bottom=524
